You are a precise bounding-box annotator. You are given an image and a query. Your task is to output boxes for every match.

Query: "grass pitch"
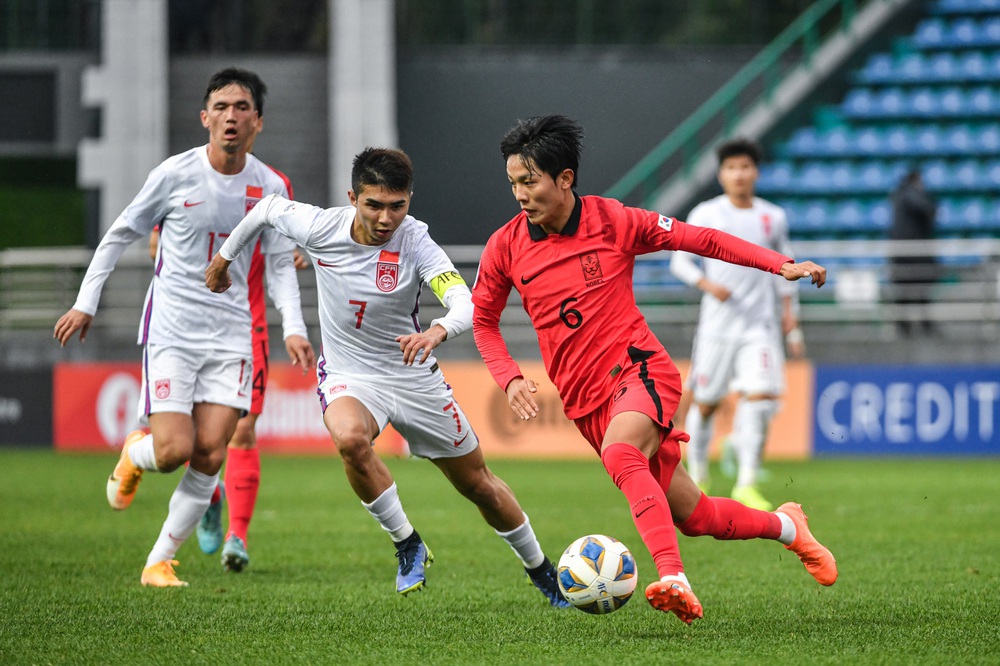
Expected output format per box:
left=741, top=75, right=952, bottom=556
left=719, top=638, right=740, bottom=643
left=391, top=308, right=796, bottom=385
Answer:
left=1, top=450, right=998, bottom=665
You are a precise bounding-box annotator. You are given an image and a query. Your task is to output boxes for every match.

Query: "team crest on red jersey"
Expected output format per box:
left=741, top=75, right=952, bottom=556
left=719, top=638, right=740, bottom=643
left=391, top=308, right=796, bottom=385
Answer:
left=245, top=185, right=263, bottom=214
left=376, top=249, right=400, bottom=292
left=155, top=379, right=171, bottom=400
left=580, top=252, right=603, bottom=282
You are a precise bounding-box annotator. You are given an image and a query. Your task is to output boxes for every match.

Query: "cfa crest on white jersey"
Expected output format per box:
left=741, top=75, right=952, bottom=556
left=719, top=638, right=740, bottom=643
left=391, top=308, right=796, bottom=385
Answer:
left=657, top=215, right=674, bottom=232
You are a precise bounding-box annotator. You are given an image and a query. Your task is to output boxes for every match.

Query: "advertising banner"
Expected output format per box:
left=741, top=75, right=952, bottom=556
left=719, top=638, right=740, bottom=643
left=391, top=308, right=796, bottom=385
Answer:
left=0, top=369, right=53, bottom=446
left=814, top=365, right=1000, bottom=456
left=52, top=358, right=814, bottom=459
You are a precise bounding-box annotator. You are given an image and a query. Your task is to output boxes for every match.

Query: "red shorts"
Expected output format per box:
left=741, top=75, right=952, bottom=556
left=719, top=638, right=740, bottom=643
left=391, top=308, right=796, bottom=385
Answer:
left=250, top=330, right=269, bottom=415
left=573, top=347, right=683, bottom=456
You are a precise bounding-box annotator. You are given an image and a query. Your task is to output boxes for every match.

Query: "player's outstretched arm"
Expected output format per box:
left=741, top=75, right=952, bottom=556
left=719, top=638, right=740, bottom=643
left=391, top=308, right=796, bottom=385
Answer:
left=53, top=309, right=94, bottom=346
left=205, top=253, right=233, bottom=293
left=779, top=260, right=826, bottom=287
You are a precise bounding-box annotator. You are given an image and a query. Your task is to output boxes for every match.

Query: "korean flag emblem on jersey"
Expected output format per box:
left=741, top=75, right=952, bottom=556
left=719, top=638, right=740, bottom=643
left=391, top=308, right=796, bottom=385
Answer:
left=657, top=214, right=674, bottom=232
left=376, top=249, right=400, bottom=292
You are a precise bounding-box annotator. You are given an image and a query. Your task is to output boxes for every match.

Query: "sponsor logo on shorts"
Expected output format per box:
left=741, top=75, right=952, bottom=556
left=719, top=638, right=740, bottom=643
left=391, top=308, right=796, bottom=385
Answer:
left=613, top=385, right=628, bottom=402
left=328, top=384, right=347, bottom=394
left=154, top=379, right=171, bottom=400
left=453, top=432, right=470, bottom=447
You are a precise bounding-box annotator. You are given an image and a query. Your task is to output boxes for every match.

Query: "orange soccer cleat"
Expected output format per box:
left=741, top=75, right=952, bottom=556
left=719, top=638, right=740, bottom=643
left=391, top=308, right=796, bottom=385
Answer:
left=141, top=560, right=189, bottom=587
left=106, top=430, right=146, bottom=510
left=777, top=502, right=838, bottom=586
left=644, top=578, right=704, bottom=625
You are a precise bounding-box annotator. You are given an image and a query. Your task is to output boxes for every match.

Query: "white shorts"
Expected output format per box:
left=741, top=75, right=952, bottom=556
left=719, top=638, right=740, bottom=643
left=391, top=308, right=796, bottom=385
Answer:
left=688, top=334, right=785, bottom=404
left=139, top=344, right=253, bottom=423
left=317, top=366, right=479, bottom=460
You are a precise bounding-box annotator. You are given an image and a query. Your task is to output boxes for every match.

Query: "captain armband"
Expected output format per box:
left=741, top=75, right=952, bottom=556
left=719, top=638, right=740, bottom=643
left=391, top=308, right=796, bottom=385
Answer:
left=430, top=270, right=467, bottom=302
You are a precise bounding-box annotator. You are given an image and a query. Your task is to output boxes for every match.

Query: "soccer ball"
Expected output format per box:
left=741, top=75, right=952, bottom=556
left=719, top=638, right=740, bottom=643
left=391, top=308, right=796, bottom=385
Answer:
left=557, top=534, right=637, bottom=614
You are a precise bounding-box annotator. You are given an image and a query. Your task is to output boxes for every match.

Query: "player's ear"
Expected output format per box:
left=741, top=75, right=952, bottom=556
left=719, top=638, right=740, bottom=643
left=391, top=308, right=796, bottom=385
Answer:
left=347, top=189, right=357, bottom=206
left=256, top=115, right=264, bottom=134
left=558, top=168, right=574, bottom=190
left=200, top=109, right=210, bottom=129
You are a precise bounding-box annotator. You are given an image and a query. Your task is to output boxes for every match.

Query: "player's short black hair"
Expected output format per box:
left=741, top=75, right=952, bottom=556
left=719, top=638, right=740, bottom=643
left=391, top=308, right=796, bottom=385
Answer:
left=500, top=115, right=584, bottom=189
left=352, top=147, right=414, bottom=195
left=716, top=137, right=762, bottom=167
left=204, top=67, right=267, bottom=116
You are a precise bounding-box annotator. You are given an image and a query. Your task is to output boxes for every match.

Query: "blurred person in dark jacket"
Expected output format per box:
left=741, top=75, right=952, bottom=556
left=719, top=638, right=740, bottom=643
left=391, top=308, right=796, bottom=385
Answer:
left=889, top=169, right=938, bottom=336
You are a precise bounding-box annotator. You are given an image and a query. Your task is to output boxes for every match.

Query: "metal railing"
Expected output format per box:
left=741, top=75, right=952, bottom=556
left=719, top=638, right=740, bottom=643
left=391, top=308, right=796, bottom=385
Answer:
left=2, top=239, right=998, bottom=367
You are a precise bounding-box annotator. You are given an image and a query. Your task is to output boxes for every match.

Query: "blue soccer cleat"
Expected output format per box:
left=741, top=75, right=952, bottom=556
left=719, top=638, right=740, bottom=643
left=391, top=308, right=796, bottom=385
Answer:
left=394, top=532, right=433, bottom=595
left=197, top=481, right=226, bottom=555
left=526, top=557, right=572, bottom=608
left=221, top=534, right=249, bottom=573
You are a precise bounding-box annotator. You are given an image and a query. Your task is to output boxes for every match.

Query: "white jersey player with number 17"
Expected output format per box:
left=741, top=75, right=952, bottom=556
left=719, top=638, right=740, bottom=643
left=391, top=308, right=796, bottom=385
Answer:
left=204, top=147, right=571, bottom=606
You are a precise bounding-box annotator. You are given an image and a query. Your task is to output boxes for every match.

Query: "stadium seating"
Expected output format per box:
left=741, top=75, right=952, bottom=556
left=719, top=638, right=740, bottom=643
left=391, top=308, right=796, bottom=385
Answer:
left=760, top=3, right=1000, bottom=239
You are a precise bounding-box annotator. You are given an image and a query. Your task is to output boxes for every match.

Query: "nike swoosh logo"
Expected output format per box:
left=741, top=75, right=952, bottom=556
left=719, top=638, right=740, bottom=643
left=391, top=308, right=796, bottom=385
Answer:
left=183, top=200, right=205, bottom=208
left=316, top=259, right=338, bottom=267
left=453, top=432, right=470, bottom=447
left=634, top=505, right=654, bottom=519
left=520, top=270, right=543, bottom=285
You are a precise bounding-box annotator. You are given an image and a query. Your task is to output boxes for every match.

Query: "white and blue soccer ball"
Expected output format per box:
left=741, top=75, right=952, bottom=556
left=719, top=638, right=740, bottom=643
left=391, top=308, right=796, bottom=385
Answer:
left=557, top=534, right=637, bottom=614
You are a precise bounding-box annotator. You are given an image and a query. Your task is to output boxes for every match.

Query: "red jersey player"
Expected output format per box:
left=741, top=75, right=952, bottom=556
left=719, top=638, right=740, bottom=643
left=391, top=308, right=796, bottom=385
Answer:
left=472, top=115, right=838, bottom=625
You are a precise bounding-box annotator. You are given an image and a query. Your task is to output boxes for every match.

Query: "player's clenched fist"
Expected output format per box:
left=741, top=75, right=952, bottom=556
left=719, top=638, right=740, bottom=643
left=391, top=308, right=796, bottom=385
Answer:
left=779, top=260, right=826, bottom=287
left=205, top=253, right=233, bottom=293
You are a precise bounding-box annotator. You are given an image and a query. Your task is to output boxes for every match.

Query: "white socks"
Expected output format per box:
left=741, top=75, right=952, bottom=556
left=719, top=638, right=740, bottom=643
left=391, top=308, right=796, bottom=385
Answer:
left=659, top=571, right=692, bottom=588
left=775, top=511, right=796, bottom=545
left=146, top=466, right=218, bottom=567
left=495, top=513, right=545, bottom=569
left=362, top=483, right=414, bottom=543
left=733, top=399, right=778, bottom=488
left=127, top=433, right=159, bottom=471
left=684, top=407, right=713, bottom=486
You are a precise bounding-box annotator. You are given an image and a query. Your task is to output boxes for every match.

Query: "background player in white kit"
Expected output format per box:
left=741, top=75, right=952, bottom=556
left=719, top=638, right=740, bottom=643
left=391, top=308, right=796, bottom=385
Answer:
left=205, top=147, right=570, bottom=606
left=670, top=138, right=803, bottom=511
left=54, top=68, right=314, bottom=587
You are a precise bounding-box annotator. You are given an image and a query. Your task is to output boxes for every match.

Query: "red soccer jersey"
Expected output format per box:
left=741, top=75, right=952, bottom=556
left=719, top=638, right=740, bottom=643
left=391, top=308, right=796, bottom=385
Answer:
left=472, top=194, right=792, bottom=419
left=249, top=166, right=294, bottom=338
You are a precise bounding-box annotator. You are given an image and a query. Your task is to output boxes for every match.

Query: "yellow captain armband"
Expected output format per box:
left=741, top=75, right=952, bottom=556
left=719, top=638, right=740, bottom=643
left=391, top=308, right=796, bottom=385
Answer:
left=430, top=270, right=467, bottom=302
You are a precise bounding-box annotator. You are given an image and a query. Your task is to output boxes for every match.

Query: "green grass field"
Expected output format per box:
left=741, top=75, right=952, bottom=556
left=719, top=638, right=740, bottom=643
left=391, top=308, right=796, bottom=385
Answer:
left=1, top=451, right=998, bottom=665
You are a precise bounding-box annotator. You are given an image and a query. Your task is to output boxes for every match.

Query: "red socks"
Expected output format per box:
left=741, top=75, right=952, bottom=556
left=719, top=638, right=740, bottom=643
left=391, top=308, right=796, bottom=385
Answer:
left=677, top=494, right=782, bottom=540
left=601, top=443, right=683, bottom=577
left=224, top=447, right=261, bottom=543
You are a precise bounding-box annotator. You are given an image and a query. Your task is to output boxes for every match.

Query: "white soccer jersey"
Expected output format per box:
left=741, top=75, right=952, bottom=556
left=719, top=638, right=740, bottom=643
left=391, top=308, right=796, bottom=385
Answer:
left=670, top=195, right=795, bottom=341
left=221, top=195, right=460, bottom=384
left=72, top=146, right=298, bottom=354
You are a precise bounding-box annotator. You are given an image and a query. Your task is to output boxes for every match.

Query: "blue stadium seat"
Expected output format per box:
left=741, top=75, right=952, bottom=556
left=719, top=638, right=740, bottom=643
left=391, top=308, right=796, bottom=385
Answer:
left=957, top=51, right=989, bottom=80
left=800, top=201, right=833, bottom=233
left=979, top=123, right=1000, bottom=153
left=798, top=163, right=833, bottom=193
left=897, top=53, right=930, bottom=82
left=927, top=52, right=959, bottom=81
left=831, top=200, right=867, bottom=233
left=857, top=161, right=899, bottom=192
left=842, top=88, right=876, bottom=117
left=785, top=127, right=820, bottom=156
left=913, top=18, right=947, bottom=48
left=952, top=159, right=982, bottom=190
left=942, top=124, right=975, bottom=154
left=949, top=18, right=980, bottom=47
left=955, top=197, right=990, bottom=231
left=868, top=200, right=892, bottom=232
left=756, top=162, right=795, bottom=194
left=982, top=16, right=1000, bottom=45
left=984, top=160, right=1000, bottom=189
left=966, top=86, right=996, bottom=114
left=912, top=125, right=943, bottom=154
left=930, top=0, right=1000, bottom=14
left=877, top=88, right=908, bottom=116
left=857, top=53, right=895, bottom=83
left=922, top=160, right=951, bottom=191
left=883, top=126, right=914, bottom=155
left=854, top=126, right=884, bottom=156
left=821, top=126, right=853, bottom=157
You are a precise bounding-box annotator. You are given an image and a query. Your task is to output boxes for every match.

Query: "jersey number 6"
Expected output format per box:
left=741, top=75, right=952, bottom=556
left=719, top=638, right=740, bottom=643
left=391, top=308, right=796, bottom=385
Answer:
left=559, top=297, right=583, bottom=329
